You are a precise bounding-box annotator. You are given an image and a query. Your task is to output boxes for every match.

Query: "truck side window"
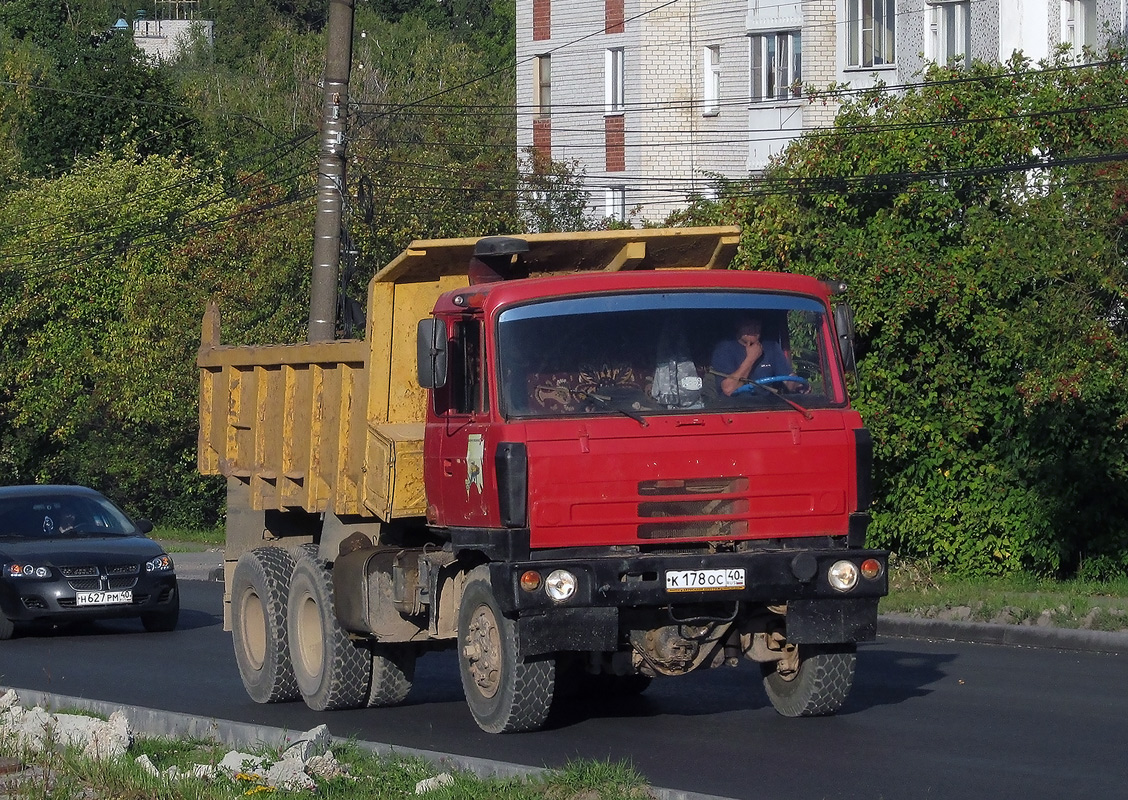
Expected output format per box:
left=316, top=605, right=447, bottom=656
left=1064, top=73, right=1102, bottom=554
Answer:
left=447, top=319, right=486, bottom=416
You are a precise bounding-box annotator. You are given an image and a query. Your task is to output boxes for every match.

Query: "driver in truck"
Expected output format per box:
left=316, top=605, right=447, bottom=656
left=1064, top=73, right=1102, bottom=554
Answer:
left=711, top=316, right=802, bottom=396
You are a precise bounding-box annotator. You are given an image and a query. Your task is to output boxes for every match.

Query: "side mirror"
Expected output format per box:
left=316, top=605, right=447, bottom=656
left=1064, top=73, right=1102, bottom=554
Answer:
left=135, top=518, right=154, bottom=535
left=833, top=303, right=856, bottom=373
left=417, top=318, right=448, bottom=389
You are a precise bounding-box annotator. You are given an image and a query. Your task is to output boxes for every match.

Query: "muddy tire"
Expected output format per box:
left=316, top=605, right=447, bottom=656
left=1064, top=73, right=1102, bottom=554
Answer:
left=231, top=547, right=300, bottom=703
left=141, top=587, right=180, bottom=632
left=761, top=643, right=856, bottom=717
left=367, top=644, right=416, bottom=707
left=458, top=566, right=555, bottom=733
left=288, top=548, right=371, bottom=711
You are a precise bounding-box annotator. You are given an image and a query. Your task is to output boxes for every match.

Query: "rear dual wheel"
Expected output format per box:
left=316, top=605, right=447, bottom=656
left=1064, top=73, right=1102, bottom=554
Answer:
left=287, top=548, right=372, bottom=711
left=231, top=547, right=300, bottom=703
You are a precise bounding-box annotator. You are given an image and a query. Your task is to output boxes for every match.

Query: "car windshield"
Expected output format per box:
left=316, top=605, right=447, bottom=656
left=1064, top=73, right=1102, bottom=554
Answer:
left=497, top=291, right=843, bottom=419
left=0, top=494, right=138, bottom=539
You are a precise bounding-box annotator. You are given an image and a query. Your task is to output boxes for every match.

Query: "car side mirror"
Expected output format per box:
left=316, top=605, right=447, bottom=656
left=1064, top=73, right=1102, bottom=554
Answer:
left=135, top=518, right=154, bottom=535
left=833, top=303, right=856, bottom=373
left=417, top=318, right=449, bottom=389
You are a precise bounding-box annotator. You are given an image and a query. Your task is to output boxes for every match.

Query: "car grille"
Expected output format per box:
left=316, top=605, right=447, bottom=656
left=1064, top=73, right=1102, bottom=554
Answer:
left=59, top=564, right=140, bottom=592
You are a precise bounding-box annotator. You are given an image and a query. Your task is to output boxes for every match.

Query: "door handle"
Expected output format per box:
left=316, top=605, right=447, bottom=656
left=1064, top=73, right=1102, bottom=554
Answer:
left=443, top=458, right=454, bottom=476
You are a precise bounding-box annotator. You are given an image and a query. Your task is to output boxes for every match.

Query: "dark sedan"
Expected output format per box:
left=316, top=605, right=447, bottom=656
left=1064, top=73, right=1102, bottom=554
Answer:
left=0, top=485, right=178, bottom=639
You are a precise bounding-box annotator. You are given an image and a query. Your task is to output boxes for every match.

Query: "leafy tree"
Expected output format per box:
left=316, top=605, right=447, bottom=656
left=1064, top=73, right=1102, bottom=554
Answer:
left=673, top=52, right=1128, bottom=578
left=13, top=26, right=198, bottom=176
left=518, top=149, right=593, bottom=233
left=0, top=148, right=309, bottom=524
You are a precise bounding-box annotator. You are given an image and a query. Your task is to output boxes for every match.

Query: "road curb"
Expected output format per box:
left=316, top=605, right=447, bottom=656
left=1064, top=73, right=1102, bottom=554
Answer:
left=3, top=687, right=734, bottom=800
left=878, top=614, right=1128, bottom=655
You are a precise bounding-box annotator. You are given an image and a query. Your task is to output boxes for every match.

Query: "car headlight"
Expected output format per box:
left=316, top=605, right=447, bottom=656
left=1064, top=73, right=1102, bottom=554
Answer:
left=146, top=554, right=174, bottom=573
left=544, top=569, right=577, bottom=602
left=827, top=560, right=859, bottom=592
left=5, top=563, right=51, bottom=579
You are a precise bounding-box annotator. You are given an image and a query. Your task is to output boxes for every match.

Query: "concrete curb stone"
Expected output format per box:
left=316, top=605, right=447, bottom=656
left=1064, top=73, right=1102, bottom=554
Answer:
left=878, top=614, right=1128, bottom=655
left=1, top=688, right=733, bottom=800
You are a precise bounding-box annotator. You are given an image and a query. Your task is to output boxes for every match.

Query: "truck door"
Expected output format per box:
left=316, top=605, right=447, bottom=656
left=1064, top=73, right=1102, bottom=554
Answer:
left=427, top=316, right=491, bottom=526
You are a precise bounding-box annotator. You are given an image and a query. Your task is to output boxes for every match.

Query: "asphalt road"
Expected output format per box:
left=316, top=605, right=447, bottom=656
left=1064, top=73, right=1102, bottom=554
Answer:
left=2, top=579, right=1126, bottom=800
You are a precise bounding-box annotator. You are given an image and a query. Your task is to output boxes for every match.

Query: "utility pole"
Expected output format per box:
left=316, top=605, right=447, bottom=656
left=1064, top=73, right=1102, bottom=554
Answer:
left=308, top=0, right=355, bottom=342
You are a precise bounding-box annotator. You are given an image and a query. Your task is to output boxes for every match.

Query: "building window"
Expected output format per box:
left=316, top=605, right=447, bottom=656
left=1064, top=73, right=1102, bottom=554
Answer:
left=534, top=55, right=550, bottom=119
left=1062, top=1, right=1097, bottom=54
left=750, top=32, right=801, bottom=102
left=605, top=187, right=627, bottom=221
left=927, top=2, right=970, bottom=66
left=703, top=46, right=721, bottom=115
left=605, top=47, right=624, bottom=114
left=847, top=0, right=896, bottom=67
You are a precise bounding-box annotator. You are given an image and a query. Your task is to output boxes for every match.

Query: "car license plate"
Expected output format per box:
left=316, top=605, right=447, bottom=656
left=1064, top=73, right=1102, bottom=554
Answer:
left=75, top=590, right=133, bottom=606
left=665, top=568, right=745, bottom=592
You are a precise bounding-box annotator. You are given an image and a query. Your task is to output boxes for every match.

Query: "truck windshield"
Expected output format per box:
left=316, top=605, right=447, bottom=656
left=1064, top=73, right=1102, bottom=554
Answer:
left=497, top=291, right=843, bottom=419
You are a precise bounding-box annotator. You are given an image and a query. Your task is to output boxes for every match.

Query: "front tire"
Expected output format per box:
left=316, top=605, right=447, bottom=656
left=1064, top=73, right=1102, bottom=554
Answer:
left=761, top=643, right=857, bottom=717
left=231, top=547, right=300, bottom=703
left=457, top=566, right=555, bottom=733
left=0, top=614, right=14, bottom=640
left=287, top=548, right=371, bottom=711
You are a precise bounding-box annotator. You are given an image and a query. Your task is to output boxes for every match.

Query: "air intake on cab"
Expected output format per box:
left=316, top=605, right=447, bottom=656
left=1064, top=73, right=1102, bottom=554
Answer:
left=469, top=236, right=530, bottom=284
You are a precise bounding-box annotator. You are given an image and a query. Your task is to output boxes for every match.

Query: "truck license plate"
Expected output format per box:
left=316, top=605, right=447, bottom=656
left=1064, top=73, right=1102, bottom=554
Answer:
left=665, top=568, right=745, bottom=592
left=76, top=590, right=133, bottom=606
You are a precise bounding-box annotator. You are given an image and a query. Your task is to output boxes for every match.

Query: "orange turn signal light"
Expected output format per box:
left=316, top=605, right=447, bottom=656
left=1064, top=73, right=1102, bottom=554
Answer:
left=860, top=558, right=884, bottom=580
left=519, top=570, right=542, bottom=592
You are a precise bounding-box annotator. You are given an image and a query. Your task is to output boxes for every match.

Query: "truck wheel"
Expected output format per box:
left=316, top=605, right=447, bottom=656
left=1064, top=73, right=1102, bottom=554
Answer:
left=231, top=547, right=300, bottom=703
left=288, top=548, right=372, bottom=711
left=761, top=643, right=857, bottom=717
left=457, top=566, right=555, bottom=733
left=367, top=644, right=416, bottom=707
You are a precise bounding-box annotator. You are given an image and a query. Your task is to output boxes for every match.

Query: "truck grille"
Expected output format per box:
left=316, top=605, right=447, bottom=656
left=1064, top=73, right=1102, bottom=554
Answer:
left=637, top=477, right=751, bottom=540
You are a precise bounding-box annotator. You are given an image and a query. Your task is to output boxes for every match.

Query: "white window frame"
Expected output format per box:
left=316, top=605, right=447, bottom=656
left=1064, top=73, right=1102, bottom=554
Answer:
left=1062, top=0, right=1098, bottom=54
left=927, top=1, right=970, bottom=67
left=847, top=0, right=896, bottom=68
left=534, top=54, right=551, bottom=119
left=605, top=48, right=625, bottom=114
left=703, top=46, right=721, bottom=116
left=749, top=31, right=802, bottom=103
left=605, top=187, right=627, bottom=221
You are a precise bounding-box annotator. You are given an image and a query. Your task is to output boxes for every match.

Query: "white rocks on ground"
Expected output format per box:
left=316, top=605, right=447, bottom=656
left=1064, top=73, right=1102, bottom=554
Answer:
left=0, top=689, right=353, bottom=792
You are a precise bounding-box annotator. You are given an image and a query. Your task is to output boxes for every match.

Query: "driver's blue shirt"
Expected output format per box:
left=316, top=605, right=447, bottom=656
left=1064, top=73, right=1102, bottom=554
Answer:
left=711, top=339, right=793, bottom=391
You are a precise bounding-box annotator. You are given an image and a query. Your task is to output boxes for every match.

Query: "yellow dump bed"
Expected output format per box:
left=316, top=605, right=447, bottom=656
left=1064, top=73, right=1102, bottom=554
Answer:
left=197, top=226, right=740, bottom=521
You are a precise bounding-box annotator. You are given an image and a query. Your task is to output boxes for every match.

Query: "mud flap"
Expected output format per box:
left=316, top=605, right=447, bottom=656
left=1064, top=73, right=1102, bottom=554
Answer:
left=515, top=607, right=619, bottom=658
left=785, top=597, right=879, bottom=644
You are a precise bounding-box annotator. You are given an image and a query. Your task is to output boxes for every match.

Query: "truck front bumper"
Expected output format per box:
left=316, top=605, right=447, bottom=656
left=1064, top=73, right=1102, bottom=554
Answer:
left=487, top=548, right=887, bottom=656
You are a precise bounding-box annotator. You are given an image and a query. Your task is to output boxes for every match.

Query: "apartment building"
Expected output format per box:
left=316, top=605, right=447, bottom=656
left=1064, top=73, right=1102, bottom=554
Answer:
left=515, top=0, right=1126, bottom=224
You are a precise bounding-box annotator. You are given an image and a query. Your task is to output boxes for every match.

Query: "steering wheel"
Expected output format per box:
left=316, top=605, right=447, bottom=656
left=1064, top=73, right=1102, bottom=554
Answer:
left=733, top=375, right=809, bottom=395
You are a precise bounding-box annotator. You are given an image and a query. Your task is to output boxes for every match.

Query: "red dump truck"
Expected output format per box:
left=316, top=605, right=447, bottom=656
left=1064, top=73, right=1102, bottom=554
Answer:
left=198, top=226, right=887, bottom=733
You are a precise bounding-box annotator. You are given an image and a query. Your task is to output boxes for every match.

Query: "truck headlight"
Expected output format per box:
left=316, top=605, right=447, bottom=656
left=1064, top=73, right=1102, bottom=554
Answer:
left=828, top=560, right=859, bottom=592
left=544, top=569, right=577, bottom=602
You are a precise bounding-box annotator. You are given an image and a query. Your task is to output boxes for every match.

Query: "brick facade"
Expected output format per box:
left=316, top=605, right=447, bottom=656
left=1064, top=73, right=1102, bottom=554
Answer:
left=605, top=0, right=624, bottom=34
left=533, top=0, right=550, bottom=41
left=515, top=1, right=1127, bottom=224
left=533, top=118, right=551, bottom=159
left=605, top=115, right=624, bottom=172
